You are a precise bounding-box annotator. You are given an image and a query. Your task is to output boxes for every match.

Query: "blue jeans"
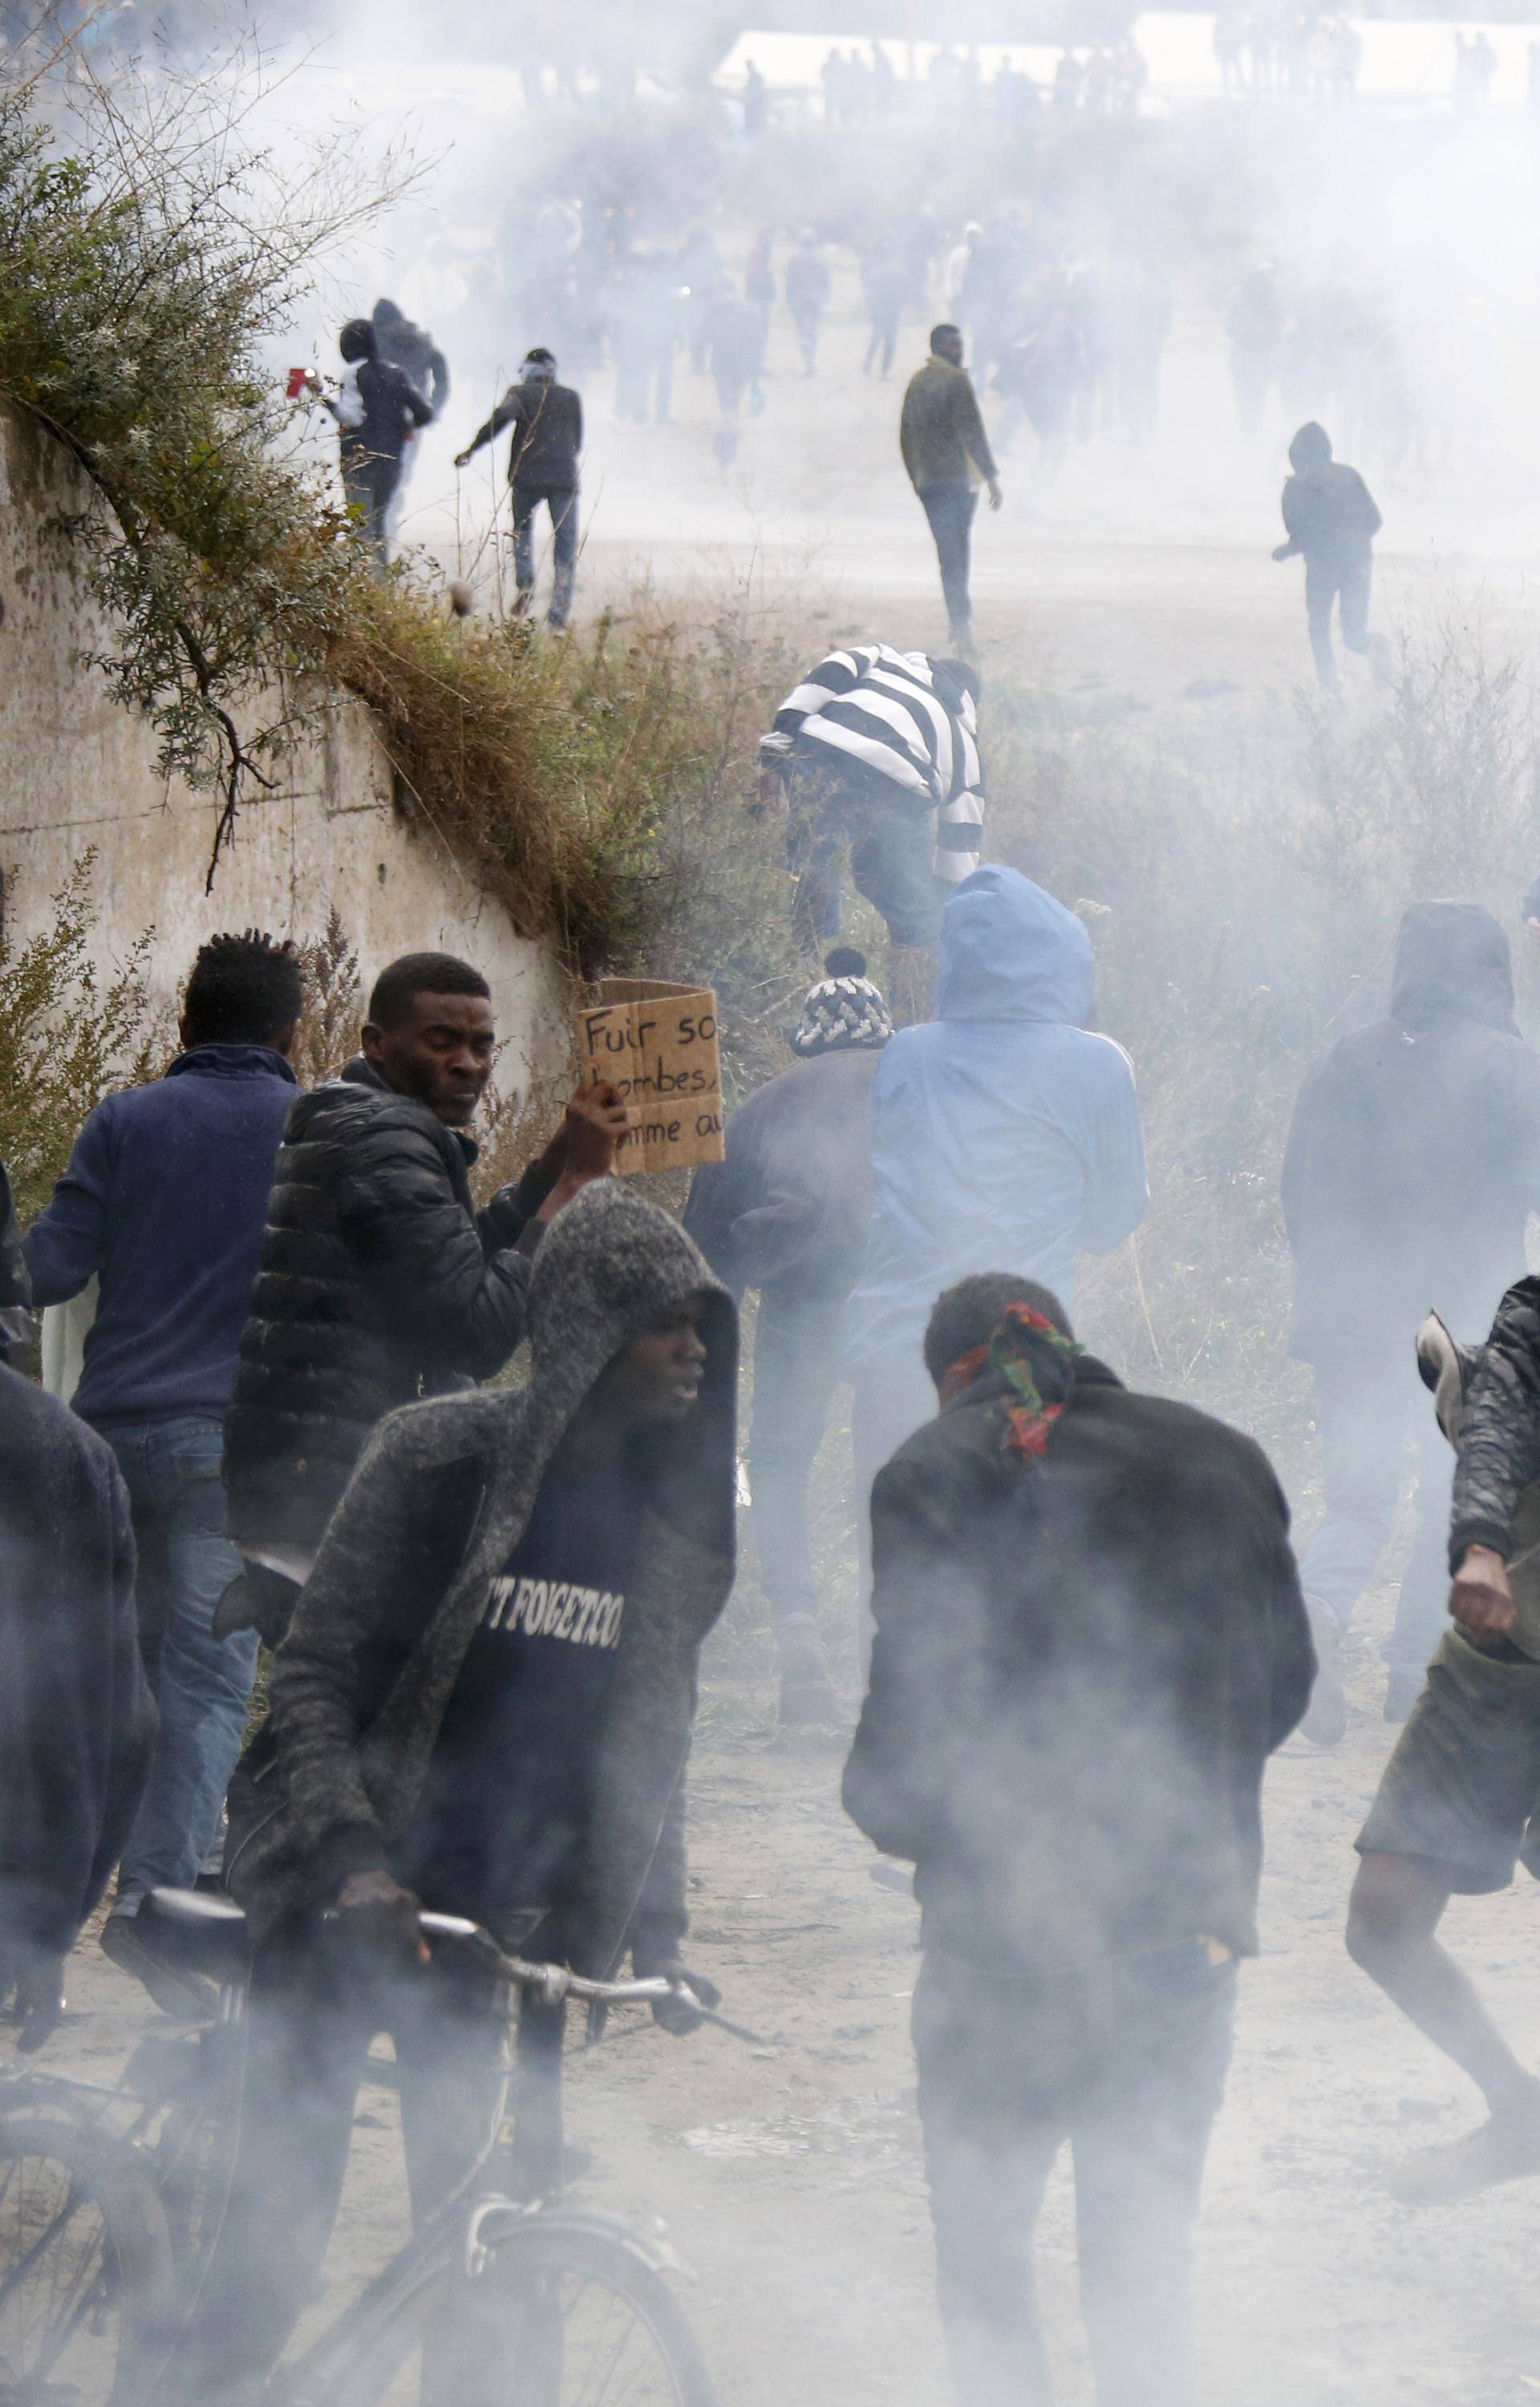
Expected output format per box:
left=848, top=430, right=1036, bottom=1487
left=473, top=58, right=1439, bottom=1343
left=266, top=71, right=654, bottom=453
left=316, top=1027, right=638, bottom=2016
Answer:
left=104, top=1415, right=257, bottom=1896
left=787, top=765, right=943, bottom=950
left=512, top=483, right=578, bottom=628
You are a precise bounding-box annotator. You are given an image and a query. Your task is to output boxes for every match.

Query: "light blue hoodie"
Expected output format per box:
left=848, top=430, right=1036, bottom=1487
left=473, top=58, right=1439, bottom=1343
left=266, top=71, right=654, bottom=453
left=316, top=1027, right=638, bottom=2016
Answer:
left=846, top=866, right=1149, bottom=1373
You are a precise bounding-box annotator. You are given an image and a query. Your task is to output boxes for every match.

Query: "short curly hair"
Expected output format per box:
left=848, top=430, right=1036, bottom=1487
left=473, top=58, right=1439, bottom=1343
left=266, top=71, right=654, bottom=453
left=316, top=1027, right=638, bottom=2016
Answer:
left=922, top=1273, right=1072, bottom=1388
left=183, top=930, right=302, bottom=1046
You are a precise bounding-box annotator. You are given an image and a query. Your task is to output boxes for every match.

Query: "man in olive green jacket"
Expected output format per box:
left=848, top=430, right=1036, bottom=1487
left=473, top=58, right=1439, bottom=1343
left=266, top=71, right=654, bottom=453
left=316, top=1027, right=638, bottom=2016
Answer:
left=899, top=324, right=1003, bottom=652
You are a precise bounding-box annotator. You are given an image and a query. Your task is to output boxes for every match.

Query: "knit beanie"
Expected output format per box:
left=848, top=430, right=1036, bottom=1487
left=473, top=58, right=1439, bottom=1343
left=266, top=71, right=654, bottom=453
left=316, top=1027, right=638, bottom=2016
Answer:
left=790, top=949, right=894, bottom=1057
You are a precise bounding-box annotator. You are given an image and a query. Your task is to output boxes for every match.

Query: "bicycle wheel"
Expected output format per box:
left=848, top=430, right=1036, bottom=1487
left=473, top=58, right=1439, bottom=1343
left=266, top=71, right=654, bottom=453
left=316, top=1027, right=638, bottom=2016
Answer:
left=337, top=2214, right=715, bottom=2407
left=0, top=2114, right=175, bottom=2407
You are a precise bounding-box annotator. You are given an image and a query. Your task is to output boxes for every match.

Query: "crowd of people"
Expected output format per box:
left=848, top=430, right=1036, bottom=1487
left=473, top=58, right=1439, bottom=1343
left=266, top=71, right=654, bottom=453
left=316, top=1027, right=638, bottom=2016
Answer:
left=6, top=604, right=1540, bottom=2397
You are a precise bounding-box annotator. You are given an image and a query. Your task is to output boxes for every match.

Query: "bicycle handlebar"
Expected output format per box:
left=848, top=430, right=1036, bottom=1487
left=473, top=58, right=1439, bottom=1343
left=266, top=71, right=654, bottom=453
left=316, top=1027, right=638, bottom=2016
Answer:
left=415, top=1914, right=685, bottom=2009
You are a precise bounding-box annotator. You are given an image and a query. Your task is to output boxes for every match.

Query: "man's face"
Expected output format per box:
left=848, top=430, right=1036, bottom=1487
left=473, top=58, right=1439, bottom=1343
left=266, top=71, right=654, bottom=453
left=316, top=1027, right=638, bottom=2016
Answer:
left=593, top=1302, right=709, bottom=1428
left=934, top=330, right=965, bottom=368
left=362, top=991, right=496, bottom=1127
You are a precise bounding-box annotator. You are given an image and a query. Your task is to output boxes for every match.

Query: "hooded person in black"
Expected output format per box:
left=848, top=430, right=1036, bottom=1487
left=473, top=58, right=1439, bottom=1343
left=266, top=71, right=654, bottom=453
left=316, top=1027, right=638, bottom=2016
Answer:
left=1272, top=420, right=1390, bottom=693
left=371, top=297, right=449, bottom=417
left=845, top=1274, right=1311, bottom=2407
left=684, top=949, right=895, bottom=1726
left=1283, top=901, right=1540, bottom=1727
left=172, top=1182, right=736, bottom=2406
left=322, top=317, right=434, bottom=564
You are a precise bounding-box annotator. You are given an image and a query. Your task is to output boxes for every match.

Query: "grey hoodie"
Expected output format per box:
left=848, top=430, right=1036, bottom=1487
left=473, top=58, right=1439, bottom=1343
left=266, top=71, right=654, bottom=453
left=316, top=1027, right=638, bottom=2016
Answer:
left=225, top=1181, right=736, bottom=1971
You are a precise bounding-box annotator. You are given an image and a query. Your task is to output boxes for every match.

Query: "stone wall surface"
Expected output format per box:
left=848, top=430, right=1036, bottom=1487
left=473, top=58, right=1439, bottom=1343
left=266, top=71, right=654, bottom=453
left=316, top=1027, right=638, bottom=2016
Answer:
left=0, top=401, right=569, bottom=1083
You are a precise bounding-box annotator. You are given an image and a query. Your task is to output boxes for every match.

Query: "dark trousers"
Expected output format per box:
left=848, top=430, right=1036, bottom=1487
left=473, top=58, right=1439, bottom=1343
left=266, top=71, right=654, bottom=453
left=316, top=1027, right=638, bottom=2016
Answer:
left=169, top=1930, right=543, bottom=2403
left=791, top=305, right=823, bottom=374
left=342, top=457, right=401, bottom=563
left=748, top=1287, right=847, bottom=1638
left=512, top=482, right=579, bottom=628
left=787, top=768, right=943, bottom=950
left=1299, top=1357, right=1453, bottom=1675
left=864, top=311, right=899, bottom=376
left=917, top=482, right=979, bottom=639
left=850, top=1351, right=936, bottom=1657
left=914, top=1942, right=1236, bottom=2407
left=1303, top=551, right=1372, bottom=692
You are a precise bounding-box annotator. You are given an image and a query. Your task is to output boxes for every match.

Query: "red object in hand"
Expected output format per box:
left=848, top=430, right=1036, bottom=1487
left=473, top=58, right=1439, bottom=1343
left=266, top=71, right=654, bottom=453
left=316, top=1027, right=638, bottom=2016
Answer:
left=286, top=366, right=310, bottom=400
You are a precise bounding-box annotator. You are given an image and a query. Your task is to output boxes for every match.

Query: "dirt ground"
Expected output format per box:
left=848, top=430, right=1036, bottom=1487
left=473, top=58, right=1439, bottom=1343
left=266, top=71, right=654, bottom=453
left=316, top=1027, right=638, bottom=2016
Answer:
left=35, top=1559, right=1540, bottom=2407
left=24, top=248, right=1540, bottom=2407
left=403, top=251, right=1540, bottom=704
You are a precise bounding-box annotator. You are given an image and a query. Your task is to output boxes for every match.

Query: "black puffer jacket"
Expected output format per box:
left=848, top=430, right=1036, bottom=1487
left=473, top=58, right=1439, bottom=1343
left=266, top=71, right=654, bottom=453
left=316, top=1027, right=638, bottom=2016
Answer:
left=224, top=1057, right=552, bottom=1553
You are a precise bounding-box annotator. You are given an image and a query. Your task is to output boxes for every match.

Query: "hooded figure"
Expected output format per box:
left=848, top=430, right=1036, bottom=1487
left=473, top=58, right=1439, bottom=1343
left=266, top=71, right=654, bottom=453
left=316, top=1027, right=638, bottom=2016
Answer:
left=845, top=867, right=1148, bottom=1622
left=180, top=1183, right=736, bottom=2403
left=1283, top=900, right=1540, bottom=1727
left=371, top=296, right=450, bottom=416
left=1274, top=420, right=1386, bottom=692
left=685, top=948, right=894, bottom=1725
left=325, top=315, right=432, bottom=563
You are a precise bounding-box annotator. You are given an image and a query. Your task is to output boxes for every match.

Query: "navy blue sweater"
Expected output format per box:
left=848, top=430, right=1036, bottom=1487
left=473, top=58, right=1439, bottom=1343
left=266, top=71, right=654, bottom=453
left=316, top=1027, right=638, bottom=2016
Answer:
left=23, top=1045, right=298, bottom=1430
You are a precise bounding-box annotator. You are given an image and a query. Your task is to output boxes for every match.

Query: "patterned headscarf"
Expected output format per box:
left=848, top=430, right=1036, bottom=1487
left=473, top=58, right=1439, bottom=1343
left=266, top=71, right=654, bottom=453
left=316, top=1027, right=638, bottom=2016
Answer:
left=790, top=949, right=895, bottom=1057
left=940, top=1301, right=1084, bottom=1461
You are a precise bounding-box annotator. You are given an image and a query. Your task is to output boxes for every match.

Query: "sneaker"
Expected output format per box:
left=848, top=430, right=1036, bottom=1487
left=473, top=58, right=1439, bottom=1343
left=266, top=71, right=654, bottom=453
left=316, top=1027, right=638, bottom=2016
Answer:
left=1389, top=2085, right=1540, bottom=2206
left=100, top=1899, right=218, bottom=2023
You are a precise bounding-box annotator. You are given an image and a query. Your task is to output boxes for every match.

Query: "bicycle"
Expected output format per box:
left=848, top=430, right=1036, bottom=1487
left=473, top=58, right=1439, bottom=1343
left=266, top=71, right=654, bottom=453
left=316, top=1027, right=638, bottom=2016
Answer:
left=0, top=1887, right=741, bottom=2407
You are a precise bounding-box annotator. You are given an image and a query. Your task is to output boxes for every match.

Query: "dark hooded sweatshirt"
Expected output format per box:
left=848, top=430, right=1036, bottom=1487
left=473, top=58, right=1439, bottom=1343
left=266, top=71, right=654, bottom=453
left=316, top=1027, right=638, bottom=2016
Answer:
left=1283, top=901, right=1540, bottom=1366
left=225, top=1181, right=736, bottom=1975
left=1279, top=422, right=1380, bottom=566
left=844, top=1351, right=1313, bottom=1970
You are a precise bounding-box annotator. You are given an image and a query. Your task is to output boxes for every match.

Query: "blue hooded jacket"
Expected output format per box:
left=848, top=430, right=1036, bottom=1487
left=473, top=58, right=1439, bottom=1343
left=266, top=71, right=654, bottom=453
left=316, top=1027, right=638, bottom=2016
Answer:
left=23, top=1044, right=298, bottom=1430
left=846, top=867, right=1149, bottom=1372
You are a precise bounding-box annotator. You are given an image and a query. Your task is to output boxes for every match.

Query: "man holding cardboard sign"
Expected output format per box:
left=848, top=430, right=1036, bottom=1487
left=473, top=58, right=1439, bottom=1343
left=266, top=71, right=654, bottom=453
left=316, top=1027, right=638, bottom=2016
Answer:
left=580, top=980, right=726, bottom=1177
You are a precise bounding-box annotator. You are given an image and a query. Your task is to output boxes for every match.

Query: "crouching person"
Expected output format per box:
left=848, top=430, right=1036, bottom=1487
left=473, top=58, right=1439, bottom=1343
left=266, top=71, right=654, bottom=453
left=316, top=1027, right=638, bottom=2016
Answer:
left=168, top=1183, right=736, bottom=2406
left=844, top=1274, right=1314, bottom=2407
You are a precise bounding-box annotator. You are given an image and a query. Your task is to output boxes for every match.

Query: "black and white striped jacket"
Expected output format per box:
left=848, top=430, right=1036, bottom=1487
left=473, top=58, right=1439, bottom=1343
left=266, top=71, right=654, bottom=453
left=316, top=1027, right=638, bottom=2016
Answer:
left=759, top=644, right=984, bottom=887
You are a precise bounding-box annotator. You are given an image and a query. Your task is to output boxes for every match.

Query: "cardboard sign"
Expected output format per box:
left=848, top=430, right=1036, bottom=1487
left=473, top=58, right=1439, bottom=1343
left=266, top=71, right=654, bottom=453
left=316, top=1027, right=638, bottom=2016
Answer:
left=579, top=978, right=725, bottom=1174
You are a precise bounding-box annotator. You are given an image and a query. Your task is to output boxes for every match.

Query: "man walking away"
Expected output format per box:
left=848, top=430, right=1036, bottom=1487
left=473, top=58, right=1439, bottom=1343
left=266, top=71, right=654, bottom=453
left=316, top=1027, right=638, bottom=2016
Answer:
left=173, top=1183, right=735, bottom=2405
left=901, top=325, right=1003, bottom=653
left=703, top=280, right=764, bottom=469
left=1272, top=420, right=1391, bottom=693
left=759, top=643, right=985, bottom=1000
left=685, top=950, right=896, bottom=1726
left=24, top=932, right=303, bottom=2011
left=1283, top=901, right=1540, bottom=1734
left=456, top=348, right=583, bottom=631
left=1348, top=1293, right=1540, bottom=2204
left=845, top=867, right=1147, bottom=1607
left=0, top=1363, right=155, bottom=2052
left=846, top=1276, right=1312, bottom=2407
left=784, top=229, right=831, bottom=375
left=319, top=317, right=432, bottom=565
left=371, top=297, right=450, bottom=416
left=222, top=951, right=625, bottom=1622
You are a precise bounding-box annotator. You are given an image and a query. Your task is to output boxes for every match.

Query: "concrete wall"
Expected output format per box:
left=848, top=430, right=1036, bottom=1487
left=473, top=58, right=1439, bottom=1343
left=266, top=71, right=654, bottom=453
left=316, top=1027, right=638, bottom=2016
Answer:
left=0, top=402, right=569, bottom=1085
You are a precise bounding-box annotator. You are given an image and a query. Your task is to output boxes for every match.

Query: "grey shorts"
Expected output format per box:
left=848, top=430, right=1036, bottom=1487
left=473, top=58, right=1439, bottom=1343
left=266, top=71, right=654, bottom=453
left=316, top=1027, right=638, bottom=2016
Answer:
left=1356, top=1630, right=1540, bottom=1894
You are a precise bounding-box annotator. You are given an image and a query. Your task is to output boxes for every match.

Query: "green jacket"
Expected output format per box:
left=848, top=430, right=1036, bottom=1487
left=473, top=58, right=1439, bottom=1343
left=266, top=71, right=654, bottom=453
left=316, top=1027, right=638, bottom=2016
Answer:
left=900, top=355, right=999, bottom=491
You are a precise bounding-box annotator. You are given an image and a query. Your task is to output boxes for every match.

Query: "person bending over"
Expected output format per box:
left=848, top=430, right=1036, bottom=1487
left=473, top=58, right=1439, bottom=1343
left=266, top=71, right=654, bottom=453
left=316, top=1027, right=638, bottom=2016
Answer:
left=1348, top=1287, right=1540, bottom=2203
left=845, top=1274, right=1312, bottom=2407
left=170, top=1182, right=736, bottom=2405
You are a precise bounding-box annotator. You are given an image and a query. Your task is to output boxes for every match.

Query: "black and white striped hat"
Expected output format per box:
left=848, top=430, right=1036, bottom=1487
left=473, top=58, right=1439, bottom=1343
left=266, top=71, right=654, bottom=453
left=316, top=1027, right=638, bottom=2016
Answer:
left=790, top=950, right=895, bottom=1057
